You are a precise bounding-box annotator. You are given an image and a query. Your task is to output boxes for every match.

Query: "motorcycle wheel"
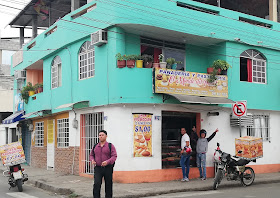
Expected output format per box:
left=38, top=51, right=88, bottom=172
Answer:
left=213, top=169, right=223, bottom=190
left=241, top=167, right=255, bottom=186
left=16, top=179, right=23, bottom=192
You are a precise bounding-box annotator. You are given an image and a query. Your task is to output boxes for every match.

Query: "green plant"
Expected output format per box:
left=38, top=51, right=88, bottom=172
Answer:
left=34, top=83, right=43, bottom=90
left=212, top=59, right=231, bottom=70
left=166, top=58, right=182, bottom=69
left=136, top=55, right=143, bottom=60
left=115, top=53, right=125, bottom=61
left=159, top=54, right=164, bottom=62
left=125, top=54, right=138, bottom=61
left=207, top=60, right=231, bottom=83
left=20, top=82, right=34, bottom=104
left=142, top=54, right=153, bottom=63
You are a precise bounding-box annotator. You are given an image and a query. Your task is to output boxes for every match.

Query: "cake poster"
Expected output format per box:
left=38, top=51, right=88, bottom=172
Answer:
left=133, top=114, right=152, bottom=157
left=154, top=68, right=228, bottom=98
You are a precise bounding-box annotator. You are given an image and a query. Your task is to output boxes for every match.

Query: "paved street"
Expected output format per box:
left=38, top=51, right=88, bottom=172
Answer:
left=0, top=174, right=65, bottom=198
left=144, top=183, right=280, bottom=198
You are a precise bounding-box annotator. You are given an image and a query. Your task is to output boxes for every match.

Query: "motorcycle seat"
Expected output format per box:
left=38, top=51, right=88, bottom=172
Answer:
left=236, top=159, right=250, bottom=166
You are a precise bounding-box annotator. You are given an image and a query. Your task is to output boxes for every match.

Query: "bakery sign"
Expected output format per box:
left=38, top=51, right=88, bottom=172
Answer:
left=154, top=68, right=228, bottom=98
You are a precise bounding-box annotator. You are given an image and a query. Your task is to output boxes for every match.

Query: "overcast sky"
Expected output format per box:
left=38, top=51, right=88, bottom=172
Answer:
left=0, top=0, right=33, bottom=64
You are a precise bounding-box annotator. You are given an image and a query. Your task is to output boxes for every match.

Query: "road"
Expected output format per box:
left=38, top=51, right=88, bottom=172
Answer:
left=144, top=183, right=280, bottom=198
left=0, top=173, right=66, bottom=198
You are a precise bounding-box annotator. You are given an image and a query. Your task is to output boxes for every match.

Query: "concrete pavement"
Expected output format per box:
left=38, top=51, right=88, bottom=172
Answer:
left=1, top=164, right=280, bottom=198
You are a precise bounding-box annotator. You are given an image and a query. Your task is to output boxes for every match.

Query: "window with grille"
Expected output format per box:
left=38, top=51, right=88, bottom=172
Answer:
left=80, top=112, right=104, bottom=174
left=79, top=41, right=95, bottom=80
left=240, top=49, right=266, bottom=84
left=247, top=115, right=270, bottom=141
left=57, top=118, right=70, bottom=148
left=51, top=56, right=62, bottom=89
left=35, top=122, right=44, bottom=147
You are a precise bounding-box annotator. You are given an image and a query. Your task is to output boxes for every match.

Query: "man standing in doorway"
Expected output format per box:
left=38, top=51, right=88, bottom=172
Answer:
left=180, top=128, right=191, bottom=182
left=196, top=128, right=219, bottom=180
left=90, top=130, right=117, bottom=198
left=190, top=126, right=199, bottom=167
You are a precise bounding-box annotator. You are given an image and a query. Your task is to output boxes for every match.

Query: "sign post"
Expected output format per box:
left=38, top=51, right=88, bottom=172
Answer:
left=232, top=101, right=247, bottom=137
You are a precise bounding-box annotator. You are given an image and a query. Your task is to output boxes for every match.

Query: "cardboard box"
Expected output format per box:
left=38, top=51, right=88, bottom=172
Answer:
left=235, top=136, right=263, bottom=159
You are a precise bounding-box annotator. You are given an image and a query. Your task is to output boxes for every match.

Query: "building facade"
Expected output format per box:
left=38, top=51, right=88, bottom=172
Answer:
left=8, top=0, right=280, bottom=183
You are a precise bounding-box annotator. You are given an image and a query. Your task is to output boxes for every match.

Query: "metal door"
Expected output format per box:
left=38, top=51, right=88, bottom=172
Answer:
left=22, top=124, right=31, bottom=165
left=47, top=119, right=55, bottom=170
left=80, top=113, right=103, bottom=174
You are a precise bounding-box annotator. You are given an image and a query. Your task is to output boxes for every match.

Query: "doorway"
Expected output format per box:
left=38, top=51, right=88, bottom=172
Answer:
left=161, top=111, right=197, bottom=169
left=47, top=119, right=55, bottom=170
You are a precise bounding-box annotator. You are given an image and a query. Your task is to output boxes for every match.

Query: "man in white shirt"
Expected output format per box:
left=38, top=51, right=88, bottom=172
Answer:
left=180, top=128, right=191, bottom=182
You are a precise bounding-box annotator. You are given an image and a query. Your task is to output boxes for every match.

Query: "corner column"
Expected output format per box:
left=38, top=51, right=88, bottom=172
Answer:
left=269, top=0, right=278, bottom=22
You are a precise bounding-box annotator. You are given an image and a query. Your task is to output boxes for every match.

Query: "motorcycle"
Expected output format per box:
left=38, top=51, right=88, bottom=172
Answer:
left=213, top=142, right=255, bottom=190
left=3, top=163, right=28, bottom=192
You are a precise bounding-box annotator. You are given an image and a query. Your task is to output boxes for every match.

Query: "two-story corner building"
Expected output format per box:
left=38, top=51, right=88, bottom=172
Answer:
left=7, top=0, right=280, bottom=183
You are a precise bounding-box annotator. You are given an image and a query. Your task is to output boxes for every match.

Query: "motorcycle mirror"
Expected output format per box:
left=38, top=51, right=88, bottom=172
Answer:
left=238, top=150, right=242, bottom=154
left=217, top=142, right=220, bottom=147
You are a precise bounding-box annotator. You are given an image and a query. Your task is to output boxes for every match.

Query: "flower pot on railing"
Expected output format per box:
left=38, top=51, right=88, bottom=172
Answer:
left=136, top=60, right=143, bottom=68
left=144, top=62, right=153, bottom=68
left=29, top=91, right=35, bottom=96
left=153, top=63, right=160, bottom=68
left=117, top=60, right=126, bottom=68
left=207, top=67, right=221, bottom=74
left=171, top=63, right=177, bottom=70
left=127, top=60, right=135, bottom=68
left=37, top=87, right=43, bottom=93
left=160, top=62, right=167, bottom=68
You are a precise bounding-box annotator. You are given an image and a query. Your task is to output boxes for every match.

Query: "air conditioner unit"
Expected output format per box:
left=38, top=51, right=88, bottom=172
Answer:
left=91, top=30, right=108, bottom=46
left=230, top=113, right=253, bottom=127
left=15, top=70, right=26, bottom=80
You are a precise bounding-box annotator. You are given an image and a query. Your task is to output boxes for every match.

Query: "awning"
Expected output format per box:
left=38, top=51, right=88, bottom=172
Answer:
left=22, top=109, right=51, bottom=118
left=2, top=111, right=24, bottom=124
left=55, top=101, right=89, bottom=109
left=169, top=94, right=235, bottom=104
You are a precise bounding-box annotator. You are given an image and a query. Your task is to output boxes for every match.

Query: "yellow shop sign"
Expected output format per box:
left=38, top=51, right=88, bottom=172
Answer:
left=154, top=68, right=228, bottom=98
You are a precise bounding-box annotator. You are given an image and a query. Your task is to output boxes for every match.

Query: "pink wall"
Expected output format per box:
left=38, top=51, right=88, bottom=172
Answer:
left=26, top=70, right=43, bottom=85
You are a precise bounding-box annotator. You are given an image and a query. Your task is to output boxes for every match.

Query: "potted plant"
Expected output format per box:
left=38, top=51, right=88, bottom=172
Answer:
left=207, top=59, right=231, bottom=75
left=34, top=83, right=43, bottom=93
left=20, top=82, right=35, bottom=104
left=115, top=53, right=126, bottom=68
left=166, top=58, right=182, bottom=70
left=159, top=54, right=167, bottom=68
left=142, top=54, right=154, bottom=68
left=126, top=55, right=137, bottom=68
left=207, top=60, right=231, bottom=83
left=136, top=55, right=143, bottom=68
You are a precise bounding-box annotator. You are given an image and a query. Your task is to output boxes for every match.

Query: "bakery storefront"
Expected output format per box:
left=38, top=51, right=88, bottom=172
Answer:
left=153, top=68, right=234, bottom=170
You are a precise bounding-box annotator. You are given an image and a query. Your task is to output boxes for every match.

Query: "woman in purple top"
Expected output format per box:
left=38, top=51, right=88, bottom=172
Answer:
left=90, top=130, right=117, bottom=198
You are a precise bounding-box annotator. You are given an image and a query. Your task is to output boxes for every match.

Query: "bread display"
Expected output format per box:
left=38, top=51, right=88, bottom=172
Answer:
left=235, top=136, right=263, bottom=159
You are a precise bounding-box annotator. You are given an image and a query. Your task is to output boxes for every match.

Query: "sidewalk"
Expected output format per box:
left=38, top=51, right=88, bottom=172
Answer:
left=1, top=164, right=280, bottom=198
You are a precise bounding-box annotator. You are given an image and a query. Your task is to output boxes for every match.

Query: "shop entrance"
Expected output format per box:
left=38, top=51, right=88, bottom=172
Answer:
left=162, top=111, right=197, bottom=169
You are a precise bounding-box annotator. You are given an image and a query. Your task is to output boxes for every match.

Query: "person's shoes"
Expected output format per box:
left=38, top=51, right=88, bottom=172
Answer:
left=181, top=177, right=189, bottom=182
left=201, top=177, right=207, bottom=181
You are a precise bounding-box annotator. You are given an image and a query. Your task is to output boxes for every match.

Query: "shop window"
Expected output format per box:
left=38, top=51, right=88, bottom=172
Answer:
left=35, top=122, right=44, bottom=147
left=141, top=37, right=185, bottom=70
left=57, top=118, right=70, bottom=148
left=51, top=56, right=62, bottom=89
left=247, top=115, right=270, bottom=141
left=240, top=49, right=266, bottom=84
left=162, top=111, right=197, bottom=169
left=79, top=41, right=95, bottom=80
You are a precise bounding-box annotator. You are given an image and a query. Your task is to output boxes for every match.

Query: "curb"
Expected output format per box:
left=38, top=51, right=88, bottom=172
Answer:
left=1, top=167, right=280, bottom=198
